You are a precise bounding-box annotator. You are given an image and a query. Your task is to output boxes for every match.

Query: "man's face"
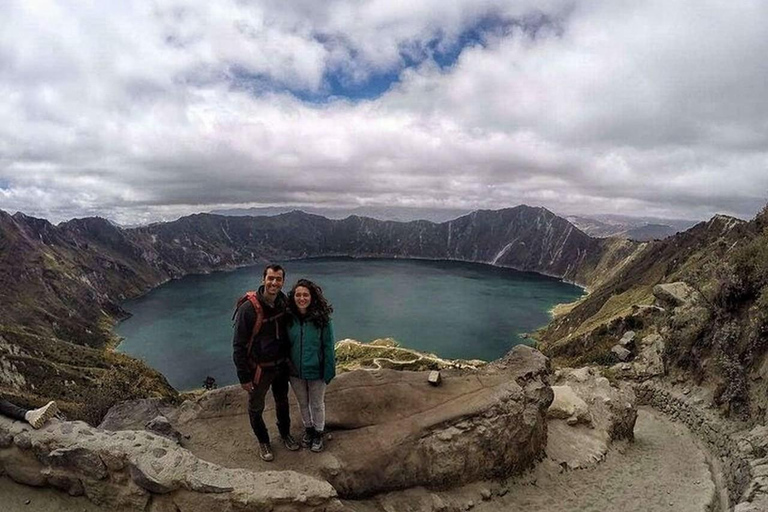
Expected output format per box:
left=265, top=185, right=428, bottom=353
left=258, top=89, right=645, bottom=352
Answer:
left=262, top=269, right=285, bottom=299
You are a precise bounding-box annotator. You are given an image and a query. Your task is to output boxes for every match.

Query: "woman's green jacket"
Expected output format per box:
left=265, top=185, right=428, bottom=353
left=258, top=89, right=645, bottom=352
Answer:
left=287, top=316, right=336, bottom=383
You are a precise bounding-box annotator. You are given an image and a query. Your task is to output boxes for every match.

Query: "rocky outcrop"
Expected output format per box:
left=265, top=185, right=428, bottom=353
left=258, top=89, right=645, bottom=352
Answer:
left=652, top=282, right=704, bottom=310
left=335, top=338, right=485, bottom=372
left=609, top=332, right=666, bottom=381
left=541, top=207, right=768, bottom=423
left=0, top=416, right=340, bottom=511
left=546, top=367, right=637, bottom=470
left=100, top=345, right=553, bottom=499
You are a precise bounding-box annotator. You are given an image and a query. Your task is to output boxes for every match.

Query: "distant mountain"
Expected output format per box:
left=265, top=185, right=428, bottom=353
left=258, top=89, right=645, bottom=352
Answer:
left=622, top=223, right=680, bottom=241
left=566, top=214, right=699, bottom=241
left=131, top=206, right=639, bottom=287
left=210, top=205, right=471, bottom=223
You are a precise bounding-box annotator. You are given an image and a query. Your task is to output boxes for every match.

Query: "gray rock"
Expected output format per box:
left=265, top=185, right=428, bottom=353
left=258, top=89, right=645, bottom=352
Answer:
left=46, top=446, right=108, bottom=480
left=547, top=367, right=637, bottom=469
left=324, top=345, right=552, bottom=496
left=129, top=462, right=175, bottom=494
left=42, top=468, right=85, bottom=496
left=0, top=447, right=47, bottom=486
left=99, top=398, right=167, bottom=431
left=653, top=282, right=704, bottom=309
left=619, top=331, right=636, bottom=347
left=611, top=345, right=632, bottom=362
left=548, top=385, right=590, bottom=425
left=634, top=334, right=665, bottom=379
left=0, top=410, right=339, bottom=512
left=145, top=415, right=183, bottom=445
left=0, top=345, right=556, bottom=508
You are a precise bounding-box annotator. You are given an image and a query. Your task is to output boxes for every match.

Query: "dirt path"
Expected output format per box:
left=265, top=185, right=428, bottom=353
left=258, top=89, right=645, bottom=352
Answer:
left=471, top=406, right=717, bottom=512
left=0, top=478, right=131, bottom=512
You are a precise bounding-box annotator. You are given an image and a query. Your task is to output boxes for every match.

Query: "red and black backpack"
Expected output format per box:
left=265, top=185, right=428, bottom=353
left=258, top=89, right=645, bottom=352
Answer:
left=233, top=291, right=286, bottom=373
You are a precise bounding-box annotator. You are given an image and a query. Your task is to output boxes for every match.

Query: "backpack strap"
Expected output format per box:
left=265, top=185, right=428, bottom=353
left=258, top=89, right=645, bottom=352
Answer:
left=243, top=292, right=264, bottom=359
left=233, top=292, right=265, bottom=359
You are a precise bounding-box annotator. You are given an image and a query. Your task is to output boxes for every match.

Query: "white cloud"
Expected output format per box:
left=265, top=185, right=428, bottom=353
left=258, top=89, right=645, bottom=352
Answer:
left=0, top=0, right=767, bottom=225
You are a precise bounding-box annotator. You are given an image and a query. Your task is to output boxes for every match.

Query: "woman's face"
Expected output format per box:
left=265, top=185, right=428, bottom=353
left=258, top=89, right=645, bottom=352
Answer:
left=294, top=286, right=312, bottom=313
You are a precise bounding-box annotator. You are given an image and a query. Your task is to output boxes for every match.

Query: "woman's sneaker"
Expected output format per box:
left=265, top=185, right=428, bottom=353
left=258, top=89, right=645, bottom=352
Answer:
left=301, top=428, right=315, bottom=448
left=25, top=401, right=59, bottom=429
left=282, top=434, right=300, bottom=451
left=310, top=431, right=324, bottom=452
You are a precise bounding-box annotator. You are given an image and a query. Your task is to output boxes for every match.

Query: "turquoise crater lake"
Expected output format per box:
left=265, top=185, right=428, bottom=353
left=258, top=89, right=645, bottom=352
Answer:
left=115, top=258, right=583, bottom=390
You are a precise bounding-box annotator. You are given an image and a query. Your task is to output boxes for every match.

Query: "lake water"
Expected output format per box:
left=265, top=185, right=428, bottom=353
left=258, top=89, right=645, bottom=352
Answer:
left=115, top=258, right=583, bottom=390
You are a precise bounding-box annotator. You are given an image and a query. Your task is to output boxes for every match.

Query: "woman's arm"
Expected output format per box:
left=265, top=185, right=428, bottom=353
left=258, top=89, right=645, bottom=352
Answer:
left=323, top=320, right=336, bottom=384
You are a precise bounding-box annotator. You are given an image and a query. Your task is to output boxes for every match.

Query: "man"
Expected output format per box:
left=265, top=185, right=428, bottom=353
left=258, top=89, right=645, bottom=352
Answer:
left=232, top=264, right=299, bottom=461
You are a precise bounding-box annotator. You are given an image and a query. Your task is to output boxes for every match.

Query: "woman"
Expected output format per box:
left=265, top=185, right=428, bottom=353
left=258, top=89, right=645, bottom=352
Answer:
left=287, top=278, right=336, bottom=452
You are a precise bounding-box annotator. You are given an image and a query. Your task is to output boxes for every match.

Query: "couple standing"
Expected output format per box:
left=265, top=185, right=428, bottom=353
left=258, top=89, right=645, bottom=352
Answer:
left=232, top=264, right=336, bottom=462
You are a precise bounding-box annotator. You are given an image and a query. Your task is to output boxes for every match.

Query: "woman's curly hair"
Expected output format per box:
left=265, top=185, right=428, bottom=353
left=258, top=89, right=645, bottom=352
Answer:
left=288, top=278, right=333, bottom=328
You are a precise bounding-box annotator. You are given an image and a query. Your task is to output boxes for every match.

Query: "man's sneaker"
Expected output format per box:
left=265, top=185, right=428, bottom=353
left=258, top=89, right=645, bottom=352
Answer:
left=282, top=434, right=300, bottom=451
left=310, top=431, right=324, bottom=453
left=25, top=401, right=59, bottom=429
left=301, top=428, right=315, bottom=448
left=259, top=443, right=274, bottom=462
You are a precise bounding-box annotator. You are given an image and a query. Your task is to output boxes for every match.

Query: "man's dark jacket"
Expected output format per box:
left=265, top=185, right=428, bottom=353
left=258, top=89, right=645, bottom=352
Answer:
left=232, top=286, right=290, bottom=384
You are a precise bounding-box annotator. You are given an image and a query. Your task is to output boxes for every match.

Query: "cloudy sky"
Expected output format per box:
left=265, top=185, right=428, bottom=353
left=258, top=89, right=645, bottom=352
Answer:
left=2, top=0, right=767, bottom=225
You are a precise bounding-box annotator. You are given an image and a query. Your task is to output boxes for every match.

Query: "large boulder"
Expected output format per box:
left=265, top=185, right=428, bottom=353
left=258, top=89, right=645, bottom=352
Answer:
left=610, top=333, right=666, bottom=381
left=652, top=282, right=704, bottom=310
left=548, top=386, right=590, bottom=425
left=652, top=282, right=710, bottom=332
left=610, top=345, right=632, bottom=362
left=99, top=399, right=172, bottom=431
left=546, top=367, right=637, bottom=469
left=146, top=345, right=554, bottom=498
left=0, top=416, right=340, bottom=511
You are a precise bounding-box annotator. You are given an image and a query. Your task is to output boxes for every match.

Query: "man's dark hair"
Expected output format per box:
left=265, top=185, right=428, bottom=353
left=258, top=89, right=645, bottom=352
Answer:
left=263, top=264, right=285, bottom=279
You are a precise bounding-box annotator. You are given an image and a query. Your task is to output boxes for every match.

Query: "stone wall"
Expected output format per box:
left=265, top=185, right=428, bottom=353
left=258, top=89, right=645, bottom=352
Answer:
left=0, top=416, right=341, bottom=512
left=635, top=382, right=768, bottom=512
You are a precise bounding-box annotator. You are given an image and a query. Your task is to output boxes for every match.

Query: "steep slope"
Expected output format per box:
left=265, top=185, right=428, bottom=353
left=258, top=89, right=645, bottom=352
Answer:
left=539, top=208, right=768, bottom=421
left=0, top=212, right=177, bottom=423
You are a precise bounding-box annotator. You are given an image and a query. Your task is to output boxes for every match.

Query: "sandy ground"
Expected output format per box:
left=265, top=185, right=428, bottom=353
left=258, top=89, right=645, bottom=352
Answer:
left=0, top=407, right=718, bottom=512
left=470, top=407, right=717, bottom=512
left=0, top=478, right=130, bottom=512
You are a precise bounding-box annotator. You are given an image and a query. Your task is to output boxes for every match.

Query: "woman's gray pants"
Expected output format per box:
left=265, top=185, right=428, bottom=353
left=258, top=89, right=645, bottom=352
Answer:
left=289, top=377, right=327, bottom=432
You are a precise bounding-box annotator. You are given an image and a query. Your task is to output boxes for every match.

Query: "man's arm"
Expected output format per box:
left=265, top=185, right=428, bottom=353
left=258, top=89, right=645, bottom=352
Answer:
left=232, top=302, right=256, bottom=388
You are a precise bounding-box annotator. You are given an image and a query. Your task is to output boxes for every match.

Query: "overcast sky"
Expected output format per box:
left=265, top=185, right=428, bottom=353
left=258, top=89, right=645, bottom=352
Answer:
left=2, top=1, right=767, bottom=225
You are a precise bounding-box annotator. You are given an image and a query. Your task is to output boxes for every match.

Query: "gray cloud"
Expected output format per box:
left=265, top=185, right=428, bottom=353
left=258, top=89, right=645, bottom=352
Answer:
left=1, top=0, right=767, bottom=225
